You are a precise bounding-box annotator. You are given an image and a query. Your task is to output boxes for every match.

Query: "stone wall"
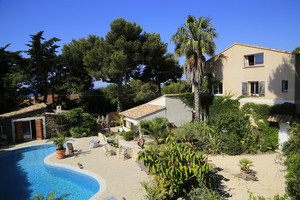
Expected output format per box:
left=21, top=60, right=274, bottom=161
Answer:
left=45, top=113, right=57, bottom=138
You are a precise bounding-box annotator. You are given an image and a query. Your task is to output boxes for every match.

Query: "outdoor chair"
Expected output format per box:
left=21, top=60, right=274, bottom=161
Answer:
left=67, top=143, right=74, bottom=154
left=119, top=146, right=132, bottom=160
left=104, top=144, right=114, bottom=157
left=119, top=146, right=127, bottom=160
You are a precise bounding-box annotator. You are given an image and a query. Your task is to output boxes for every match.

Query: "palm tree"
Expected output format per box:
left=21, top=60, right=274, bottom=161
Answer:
left=171, top=15, right=217, bottom=120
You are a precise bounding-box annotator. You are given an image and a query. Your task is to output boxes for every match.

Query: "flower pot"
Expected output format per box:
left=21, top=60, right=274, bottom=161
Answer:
left=56, top=148, right=66, bottom=159
left=240, top=169, right=251, bottom=174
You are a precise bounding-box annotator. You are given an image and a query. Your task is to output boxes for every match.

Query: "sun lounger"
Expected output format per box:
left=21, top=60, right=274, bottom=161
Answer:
left=89, top=139, right=100, bottom=148
left=135, top=158, right=150, bottom=175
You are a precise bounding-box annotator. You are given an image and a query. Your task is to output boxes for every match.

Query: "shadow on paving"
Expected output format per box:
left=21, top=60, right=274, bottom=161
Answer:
left=213, top=166, right=232, bottom=198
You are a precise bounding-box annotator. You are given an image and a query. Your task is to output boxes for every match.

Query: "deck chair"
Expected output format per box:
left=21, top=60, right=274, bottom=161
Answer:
left=119, top=146, right=127, bottom=160
left=67, top=143, right=74, bottom=154
left=104, top=144, right=114, bottom=157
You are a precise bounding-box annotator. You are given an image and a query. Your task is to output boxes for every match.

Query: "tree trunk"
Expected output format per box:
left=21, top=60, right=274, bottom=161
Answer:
left=194, top=82, right=200, bottom=120
left=157, top=82, right=162, bottom=95
left=43, top=86, right=48, bottom=104
left=117, top=79, right=123, bottom=112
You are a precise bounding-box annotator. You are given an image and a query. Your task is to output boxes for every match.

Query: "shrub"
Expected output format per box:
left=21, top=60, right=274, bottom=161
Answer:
left=70, top=127, right=83, bottom=138
left=139, top=120, right=151, bottom=135
left=141, top=117, right=169, bottom=144
left=138, top=133, right=213, bottom=197
left=283, top=123, right=300, bottom=199
left=187, top=183, right=225, bottom=200
left=209, top=111, right=252, bottom=155
left=174, top=121, right=205, bottom=142
left=260, top=123, right=279, bottom=152
left=123, top=131, right=134, bottom=141
left=141, top=175, right=171, bottom=200
left=63, top=107, right=96, bottom=138
left=54, top=114, right=69, bottom=134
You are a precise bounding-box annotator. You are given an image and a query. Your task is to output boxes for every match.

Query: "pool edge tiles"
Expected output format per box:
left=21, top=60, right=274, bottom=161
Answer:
left=44, top=153, right=107, bottom=200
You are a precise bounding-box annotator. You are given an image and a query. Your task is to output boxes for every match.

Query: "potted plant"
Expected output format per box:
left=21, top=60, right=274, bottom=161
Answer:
left=47, top=132, right=72, bottom=159
left=239, top=158, right=254, bottom=174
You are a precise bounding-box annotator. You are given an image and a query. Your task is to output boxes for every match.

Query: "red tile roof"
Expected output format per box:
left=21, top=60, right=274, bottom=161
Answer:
left=0, top=103, right=47, bottom=118
left=120, top=104, right=165, bottom=119
left=22, top=94, right=80, bottom=105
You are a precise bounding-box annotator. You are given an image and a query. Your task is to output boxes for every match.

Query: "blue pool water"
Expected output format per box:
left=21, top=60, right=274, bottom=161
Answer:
left=0, top=144, right=100, bottom=200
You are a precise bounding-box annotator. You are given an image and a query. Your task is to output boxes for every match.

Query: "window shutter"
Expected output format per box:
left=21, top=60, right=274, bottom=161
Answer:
left=242, top=82, right=248, bottom=96
left=259, top=81, right=265, bottom=96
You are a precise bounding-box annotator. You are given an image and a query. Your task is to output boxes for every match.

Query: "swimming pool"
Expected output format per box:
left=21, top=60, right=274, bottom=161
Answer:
left=0, top=144, right=100, bottom=200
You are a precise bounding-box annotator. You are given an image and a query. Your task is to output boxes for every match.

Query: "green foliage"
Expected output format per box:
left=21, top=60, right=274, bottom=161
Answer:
left=141, top=175, right=172, bottom=200
left=270, top=103, right=297, bottom=116
left=140, top=33, right=183, bottom=94
left=260, top=123, right=279, bottom=152
left=123, top=130, right=134, bottom=141
left=209, top=111, right=252, bottom=155
left=171, top=15, right=217, bottom=120
left=70, top=127, right=85, bottom=138
left=30, top=191, right=69, bottom=200
left=125, top=79, right=159, bottom=107
left=140, top=117, right=169, bottom=144
left=131, top=124, right=140, bottom=139
left=283, top=123, right=300, bottom=199
left=139, top=120, right=151, bottom=135
left=54, top=114, right=69, bottom=133
left=187, top=182, right=225, bottom=200
left=25, top=31, right=61, bottom=104
left=238, top=158, right=254, bottom=172
left=174, top=120, right=205, bottom=142
left=292, top=46, right=300, bottom=54
left=161, top=80, right=191, bottom=95
left=84, top=18, right=144, bottom=111
left=138, top=133, right=212, bottom=197
left=55, top=108, right=96, bottom=138
left=241, top=103, right=280, bottom=152
left=248, top=191, right=288, bottom=200
left=0, top=45, right=27, bottom=114
left=46, top=132, right=71, bottom=150
left=60, top=35, right=95, bottom=94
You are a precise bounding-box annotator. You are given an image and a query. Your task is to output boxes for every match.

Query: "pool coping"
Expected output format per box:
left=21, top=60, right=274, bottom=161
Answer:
left=44, top=151, right=107, bottom=200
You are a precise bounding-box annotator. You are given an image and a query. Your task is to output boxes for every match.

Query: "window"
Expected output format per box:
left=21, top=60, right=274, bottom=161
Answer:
left=242, top=81, right=265, bottom=96
left=213, top=82, right=223, bottom=94
left=250, top=82, right=259, bottom=96
left=282, top=80, right=288, bottom=92
left=245, top=54, right=264, bottom=66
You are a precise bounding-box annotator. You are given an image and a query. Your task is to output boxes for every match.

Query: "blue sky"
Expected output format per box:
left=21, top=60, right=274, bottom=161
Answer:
left=1, top=0, right=299, bottom=88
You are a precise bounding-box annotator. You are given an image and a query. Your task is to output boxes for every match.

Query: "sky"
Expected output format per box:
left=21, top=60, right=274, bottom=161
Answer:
left=1, top=0, right=299, bottom=88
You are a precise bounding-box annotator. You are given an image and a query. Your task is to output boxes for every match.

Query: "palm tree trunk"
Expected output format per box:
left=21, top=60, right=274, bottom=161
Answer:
left=194, top=82, right=200, bottom=120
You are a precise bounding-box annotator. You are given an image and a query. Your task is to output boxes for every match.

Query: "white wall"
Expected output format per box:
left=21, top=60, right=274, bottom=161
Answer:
left=121, top=110, right=165, bottom=132
left=165, top=96, right=193, bottom=127
left=147, top=96, right=166, bottom=106
left=139, top=109, right=166, bottom=122
left=279, top=123, right=290, bottom=149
